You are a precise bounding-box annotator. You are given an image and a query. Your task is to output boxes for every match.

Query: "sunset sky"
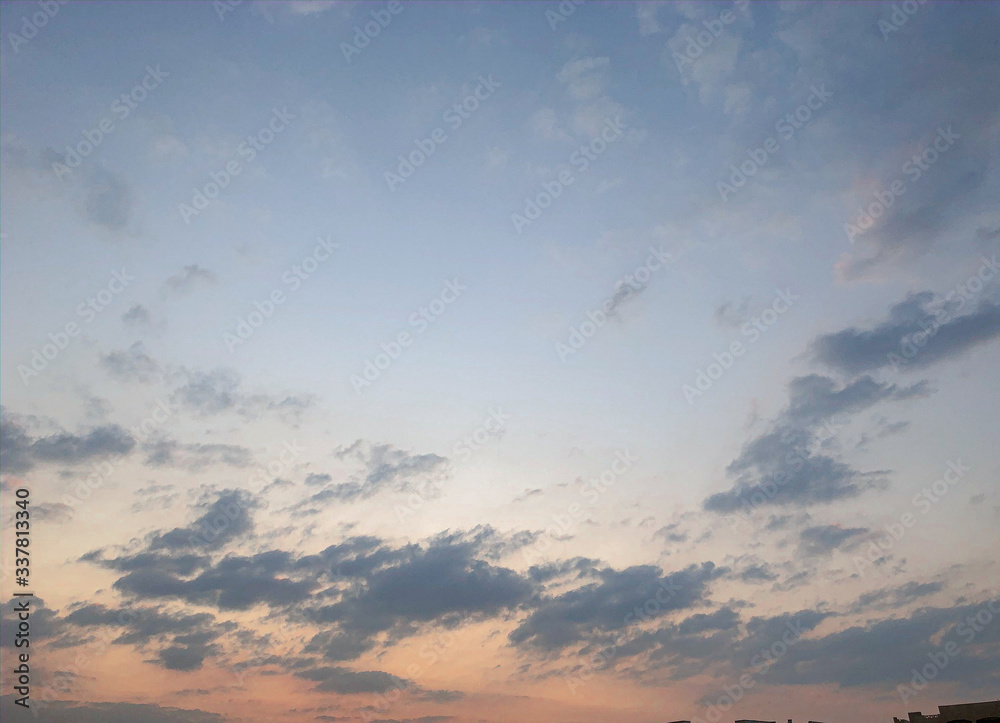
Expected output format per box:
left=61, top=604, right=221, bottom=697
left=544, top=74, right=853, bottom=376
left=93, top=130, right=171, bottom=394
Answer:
left=1, top=1, right=999, bottom=722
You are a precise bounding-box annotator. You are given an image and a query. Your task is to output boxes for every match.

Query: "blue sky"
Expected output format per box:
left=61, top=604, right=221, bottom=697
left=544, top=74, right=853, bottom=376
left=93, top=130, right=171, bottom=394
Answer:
left=1, top=2, right=999, bottom=723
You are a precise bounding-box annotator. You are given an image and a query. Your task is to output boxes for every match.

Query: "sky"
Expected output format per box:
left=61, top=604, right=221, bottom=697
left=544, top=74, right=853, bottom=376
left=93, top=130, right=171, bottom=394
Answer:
left=1, top=1, right=999, bottom=722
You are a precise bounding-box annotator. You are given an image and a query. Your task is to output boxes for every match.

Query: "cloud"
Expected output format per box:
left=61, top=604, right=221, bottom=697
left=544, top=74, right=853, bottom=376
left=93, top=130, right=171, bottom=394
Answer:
left=809, top=291, right=1000, bottom=375
left=713, top=297, right=752, bottom=329
left=0, top=697, right=226, bottom=723
left=86, top=512, right=533, bottom=657
left=1, top=597, right=64, bottom=647
left=300, top=441, right=449, bottom=503
left=312, top=529, right=535, bottom=644
left=509, top=562, right=722, bottom=651
left=147, top=489, right=258, bottom=551
left=131, top=482, right=180, bottom=513
left=29, top=502, right=74, bottom=524
left=0, top=408, right=135, bottom=475
left=62, top=603, right=225, bottom=670
left=653, top=522, right=688, bottom=543
left=758, top=600, right=1000, bottom=688
left=798, top=524, right=868, bottom=557
left=100, top=342, right=163, bottom=383
left=170, top=367, right=315, bottom=421
left=703, top=375, right=928, bottom=513
left=769, top=3, right=1000, bottom=278
left=82, top=164, right=132, bottom=231
left=295, top=666, right=409, bottom=694
left=556, top=57, right=611, bottom=101
left=251, top=0, right=348, bottom=20
left=122, top=304, right=164, bottom=331
left=528, top=108, right=569, bottom=142
left=162, top=265, right=218, bottom=296
left=849, top=580, right=943, bottom=613
left=143, top=440, right=254, bottom=471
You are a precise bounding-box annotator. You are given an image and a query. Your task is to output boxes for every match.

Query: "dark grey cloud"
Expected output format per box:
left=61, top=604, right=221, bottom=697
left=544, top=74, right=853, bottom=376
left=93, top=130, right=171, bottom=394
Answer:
left=122, top=303, right=158, bottom=330
left=84, top=509, right=535, bottom=659
left=100, top=342, right=163, bottom=383
left=112, top=551, right=316, bottom=611
left=0, top=408, right=135, bottom=475
left=759, top=600, right=1000, bottom=688
left=305, top=629, right=377, bottom=662
left=1, top=597, right=64, bottom=647
left=727, top=556, right=780, bottom=584
left=509, top=562, right=722, bottom=651
left=157, top=631, right=223, bottom=671
left=147, top=490, right=257, bottom=552
left=704, top=375, right=928, bottom=513
left=83, top=163, right=132, bottom=231
left=63, top=603, right=216, bottom=645
left=142, top=440, right=254, bottom=471
left=169, top=366, right=315, bottom=421
left=162, top=264, right=217, bottom=295
left=294, top=666, right=409, bottom=694
left=654, top=522, right=688, bottom=543
left=601, top=608, right=831, bottom=686
left=798, top=524, right=868, bottom=557
left=849, top=580, right=944, bottom=614
left=809, top=291, right=1000, bottom=376
left=62, top=603, right=225, bottom=671
left=0, top=697, right=225, bottom=723
left=305, top=473, right=333, bottom=486
left=313, top=529, right=535, bottom=642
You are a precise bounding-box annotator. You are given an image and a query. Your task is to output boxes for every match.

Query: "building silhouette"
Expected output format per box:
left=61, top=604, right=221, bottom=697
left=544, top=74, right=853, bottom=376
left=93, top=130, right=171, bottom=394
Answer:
left=894, top=700, right=1000, bottom=723
left=666, top=700, right=1000, bottom=723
